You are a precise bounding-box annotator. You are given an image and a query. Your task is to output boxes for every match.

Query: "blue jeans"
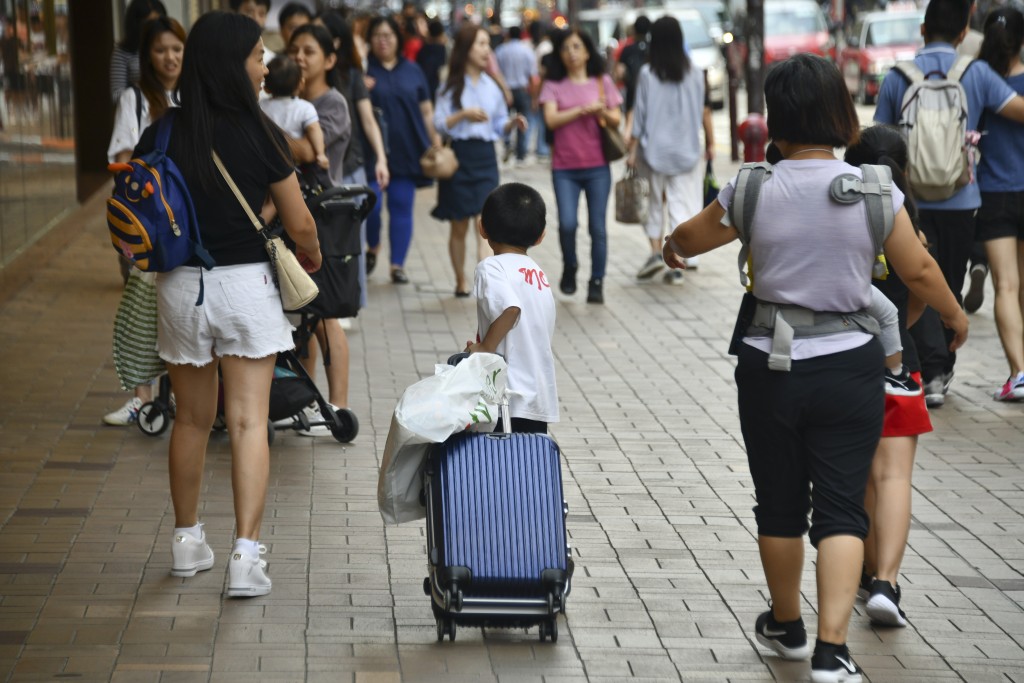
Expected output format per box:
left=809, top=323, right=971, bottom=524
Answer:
left=366, top=176, right=417, bottom=268
left=530, top=109, right=549, bottom=157
left=552, top=165, right=611, bottom=281
left=506, top=88, right=531, bottom=160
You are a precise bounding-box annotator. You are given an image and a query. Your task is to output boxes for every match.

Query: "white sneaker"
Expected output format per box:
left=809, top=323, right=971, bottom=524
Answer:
left=297, top=403, right=337, bottom=437
left=103, top=397, right=143, bottom=426
left=227, top=544, right=271, bottom=597
left=684, top=256, right=700, bottom=269
left=170, top=526, right=215, bottom=577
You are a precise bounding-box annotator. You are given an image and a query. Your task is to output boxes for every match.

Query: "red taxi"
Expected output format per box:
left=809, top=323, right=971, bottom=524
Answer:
left=839, top=9, right=925, bottom=104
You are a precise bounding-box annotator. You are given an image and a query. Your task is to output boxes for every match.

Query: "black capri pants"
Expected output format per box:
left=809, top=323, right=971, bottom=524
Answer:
left=735, top=338, right=884, bottom=547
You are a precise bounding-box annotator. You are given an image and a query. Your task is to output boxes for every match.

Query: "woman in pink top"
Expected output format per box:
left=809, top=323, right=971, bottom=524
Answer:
left=539, top=27, right=622, bottom=304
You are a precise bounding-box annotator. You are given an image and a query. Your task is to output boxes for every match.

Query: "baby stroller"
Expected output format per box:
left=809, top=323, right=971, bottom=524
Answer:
left=136, top=177, right=375, bottom=445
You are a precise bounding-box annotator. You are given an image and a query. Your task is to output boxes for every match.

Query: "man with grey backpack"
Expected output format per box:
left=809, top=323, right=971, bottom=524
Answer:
left=874, top=0, right=1024, bottom=407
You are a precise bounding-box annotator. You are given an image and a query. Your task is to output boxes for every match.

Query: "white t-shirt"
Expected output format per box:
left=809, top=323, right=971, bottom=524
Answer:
left=473, top=253, right=558, bottom=423
left=260, top=96, right=319, bottom=140
left=107, top=87, right=176, bottom=163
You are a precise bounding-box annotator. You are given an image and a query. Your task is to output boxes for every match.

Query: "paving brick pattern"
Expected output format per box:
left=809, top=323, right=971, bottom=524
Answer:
left=1, top=143, right=1022, bottom=682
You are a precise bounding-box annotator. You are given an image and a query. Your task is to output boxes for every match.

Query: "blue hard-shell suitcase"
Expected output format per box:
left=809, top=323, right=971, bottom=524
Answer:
left=423, top=429, right=573, bottom=643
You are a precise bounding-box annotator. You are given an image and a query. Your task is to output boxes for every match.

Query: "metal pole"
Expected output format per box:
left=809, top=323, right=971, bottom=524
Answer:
left=745, top=0, right=764, bottom=115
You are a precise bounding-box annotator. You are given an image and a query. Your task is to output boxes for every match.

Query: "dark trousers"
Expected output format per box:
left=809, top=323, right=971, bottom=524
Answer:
left=910, top=208, right=976, bottom=382
left=735, top=339, right=884, bottom=547
left=506, top=87, right=531, bottom=160
left=494, top=417, right=548, bottom=434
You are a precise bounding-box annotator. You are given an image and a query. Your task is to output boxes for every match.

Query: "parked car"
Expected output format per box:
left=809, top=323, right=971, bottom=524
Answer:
left=579, top=6, right=727, bottom=109
left=763, top=0, right=835, bottom=65
left=839, top=9, right=925, bottom=104
left=666, top=0, right=734, bottom=45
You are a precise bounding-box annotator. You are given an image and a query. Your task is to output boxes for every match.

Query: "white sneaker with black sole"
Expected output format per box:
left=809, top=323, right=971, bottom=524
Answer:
left=811, top=641, right=863, bottom=683
left=754, top=610, right=810, bottom=660
left=227, top=544, right=271, bottom=597
left=170, top=525, right=215, bottom=577
left=865, top=579, right=907, bottom=627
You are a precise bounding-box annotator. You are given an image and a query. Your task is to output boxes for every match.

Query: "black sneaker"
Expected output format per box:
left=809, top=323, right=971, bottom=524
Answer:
left=559, top=266, right=577, bottom=295
left=811, top=641, right=862, bottom=683
left=754, top=610, right=809, bottom=660
left=586, top=278, right=603, bottom=304
left=865, top=579, right=907, bottom=627
left=856, top=569, right=872, bottom=602
left=885, top=366, right=922, bottom=396
left=963, top=262, right=987, bottom=313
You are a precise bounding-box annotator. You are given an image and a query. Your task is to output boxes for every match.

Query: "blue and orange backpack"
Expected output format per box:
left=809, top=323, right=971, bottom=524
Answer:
left=106, top=111, right=215, bottom=274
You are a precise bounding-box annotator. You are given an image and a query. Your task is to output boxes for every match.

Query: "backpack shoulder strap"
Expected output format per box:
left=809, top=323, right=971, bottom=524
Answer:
left=947, top=55, right=975, bottom=83
left=154, top=109, right=175, bottom=153
left=893, top=61, right=924, bottom=85
left=729, top=161, right=772, bottom=287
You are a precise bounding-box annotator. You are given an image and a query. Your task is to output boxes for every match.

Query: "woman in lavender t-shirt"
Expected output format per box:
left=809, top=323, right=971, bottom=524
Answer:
left=539, top=28, right=622, bottom=304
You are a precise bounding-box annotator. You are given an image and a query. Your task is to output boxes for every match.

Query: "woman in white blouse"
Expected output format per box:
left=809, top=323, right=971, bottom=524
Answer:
left=103, top=16, right=185, bottom=428
left=433, top=23, right=525, bottom=296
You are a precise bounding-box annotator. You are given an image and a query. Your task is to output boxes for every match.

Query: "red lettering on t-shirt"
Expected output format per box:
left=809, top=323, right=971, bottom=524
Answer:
left=518, top=267, right=550, bottom=291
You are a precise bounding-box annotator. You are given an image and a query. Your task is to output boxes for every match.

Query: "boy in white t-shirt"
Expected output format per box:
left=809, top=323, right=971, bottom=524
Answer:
left=259, top=55, right=328, bottom=170
left=466, top=183, right=558, bottom=434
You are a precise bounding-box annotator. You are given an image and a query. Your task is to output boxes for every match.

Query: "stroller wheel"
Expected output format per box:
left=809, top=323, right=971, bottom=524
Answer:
left=266, top=418, right=276, bottom=446
left=137, top=402, right=170, bottom=437
left=330, top=408, right=359, bottom=443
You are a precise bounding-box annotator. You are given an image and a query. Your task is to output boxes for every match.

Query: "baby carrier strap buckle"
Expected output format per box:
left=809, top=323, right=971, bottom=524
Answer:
left=747, top=300, right=882, bottom=372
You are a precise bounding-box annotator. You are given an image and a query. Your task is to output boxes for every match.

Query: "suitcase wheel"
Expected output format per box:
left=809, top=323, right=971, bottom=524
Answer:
left=442, top=588, right=463, bottom=613
left=436, top=618, right=455, bottom=642
left=538, top=618, right=558, bottom=643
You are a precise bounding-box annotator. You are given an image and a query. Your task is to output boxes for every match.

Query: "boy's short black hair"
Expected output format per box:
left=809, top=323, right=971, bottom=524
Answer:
left=508, top=25, right=522, bottom=40
left=229, top=0, right=271, bottom=10
left=427, top=19, right=445, bottom=38
left=481, top=183, right=546, bottom=248
left=279, top=1, right=313, bottom=25
left=924, top=0, right=971, bottom=42
left=264, top=55, right=301, bottom=97
left=765, top=54, right=859, bottom=149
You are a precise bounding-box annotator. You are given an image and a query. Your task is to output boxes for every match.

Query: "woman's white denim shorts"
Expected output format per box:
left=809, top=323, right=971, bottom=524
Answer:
left=156, top=263, right=294, bottom=366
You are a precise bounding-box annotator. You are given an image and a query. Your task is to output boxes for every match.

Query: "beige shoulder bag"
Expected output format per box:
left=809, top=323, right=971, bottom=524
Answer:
left=212, top=152, right=319, bottom=312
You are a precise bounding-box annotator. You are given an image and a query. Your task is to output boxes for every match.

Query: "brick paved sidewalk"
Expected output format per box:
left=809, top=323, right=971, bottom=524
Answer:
left=0, top=156, right=1022, bottom=683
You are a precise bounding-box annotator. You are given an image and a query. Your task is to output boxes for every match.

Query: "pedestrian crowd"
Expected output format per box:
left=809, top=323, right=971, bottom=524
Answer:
left=96, top=0, right=1024, bottom=681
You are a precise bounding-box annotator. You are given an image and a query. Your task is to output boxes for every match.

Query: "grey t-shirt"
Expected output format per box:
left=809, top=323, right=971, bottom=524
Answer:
left=311, top=88, right=352, bottom=187
left=718, top=159, right=906, bottom=359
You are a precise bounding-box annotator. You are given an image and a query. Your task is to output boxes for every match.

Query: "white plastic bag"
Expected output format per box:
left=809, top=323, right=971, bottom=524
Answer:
left=378, top=353, right=508, bottom=525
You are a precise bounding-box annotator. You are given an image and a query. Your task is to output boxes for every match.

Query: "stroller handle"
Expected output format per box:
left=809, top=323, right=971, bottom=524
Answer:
left=310, top=185, right=377, bottom=223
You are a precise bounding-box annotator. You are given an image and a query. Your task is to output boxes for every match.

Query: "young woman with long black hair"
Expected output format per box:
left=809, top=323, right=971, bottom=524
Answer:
left=976, top=7, right=1024, bottom=401
left=433, top=22, right=525, bottom=296
left=109, top=0, right=166, bottom=102
left=626, top=16, right=713, bottom=283
left=539, top=27, right=621, bottom=304
left=134, top=11, right=321, bottom=597
left=104, top=16, right=187, bottom=427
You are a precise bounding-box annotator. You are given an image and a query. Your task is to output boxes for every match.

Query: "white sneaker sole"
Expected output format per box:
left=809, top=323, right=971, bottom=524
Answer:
left=866, top=594, right=907, bottom=627
left=811, top=669, right=863, bottom=683
left=226, top=583, right=271, bottom=598
left=756, top=632, right=810, bottom=660
left=170, top=555, right=215, bottom=577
